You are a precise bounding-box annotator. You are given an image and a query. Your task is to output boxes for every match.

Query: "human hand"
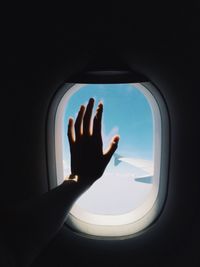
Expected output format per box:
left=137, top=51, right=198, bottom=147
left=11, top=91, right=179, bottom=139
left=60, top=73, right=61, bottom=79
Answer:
left=67, top=98, right=120, bottom=188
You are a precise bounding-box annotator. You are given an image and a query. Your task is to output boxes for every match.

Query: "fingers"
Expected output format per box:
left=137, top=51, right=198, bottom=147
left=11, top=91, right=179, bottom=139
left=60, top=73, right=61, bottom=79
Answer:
left=68, top=98, right=104, bottom=142
left=67, top=118, right=75, bottom=145
left=104, top=135, right=120, bottom=163
left=93, top=102, right=103, bottom=138
left=75, top=105, right=85, bottom=139
left=83, top=98, right=95, bottom=135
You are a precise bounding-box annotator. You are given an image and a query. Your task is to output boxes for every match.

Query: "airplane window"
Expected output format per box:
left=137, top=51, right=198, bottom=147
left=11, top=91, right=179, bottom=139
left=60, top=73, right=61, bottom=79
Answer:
left=49, top=82, right=169, bottom=238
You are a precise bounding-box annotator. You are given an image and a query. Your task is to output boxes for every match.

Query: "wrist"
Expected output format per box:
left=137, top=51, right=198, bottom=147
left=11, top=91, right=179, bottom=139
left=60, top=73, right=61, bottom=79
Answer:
left=63, top=174, right=91, bottom=193
left=64, top=174, right=79, bottom=182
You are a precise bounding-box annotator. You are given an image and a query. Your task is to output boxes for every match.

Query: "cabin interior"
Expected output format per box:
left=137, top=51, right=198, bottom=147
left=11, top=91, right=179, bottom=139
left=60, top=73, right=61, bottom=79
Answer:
left=1, top=3, right=200, bottom=267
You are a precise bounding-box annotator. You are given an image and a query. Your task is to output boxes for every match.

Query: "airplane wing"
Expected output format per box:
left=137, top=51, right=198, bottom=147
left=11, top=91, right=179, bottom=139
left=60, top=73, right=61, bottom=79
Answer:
left=114, top=153, right=154, bottom=184
left=134, top=175, right=153, bottom=184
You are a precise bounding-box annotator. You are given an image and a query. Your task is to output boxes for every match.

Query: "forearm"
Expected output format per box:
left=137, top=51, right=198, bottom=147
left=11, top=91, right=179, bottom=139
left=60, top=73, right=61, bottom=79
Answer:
left=7, top=179, right=89, bottom=266
left=26, top=179, right=87, bottom=238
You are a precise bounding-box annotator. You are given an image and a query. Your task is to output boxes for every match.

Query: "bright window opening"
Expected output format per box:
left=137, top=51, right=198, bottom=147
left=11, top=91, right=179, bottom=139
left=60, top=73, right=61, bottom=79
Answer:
left=49, top=82, right=169, bottom=238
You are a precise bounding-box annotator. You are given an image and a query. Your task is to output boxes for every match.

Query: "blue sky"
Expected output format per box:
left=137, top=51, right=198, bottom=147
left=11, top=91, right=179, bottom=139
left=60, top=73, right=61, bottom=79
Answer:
left=63, top=83, right=153, bottom=160
left=62, top=83, right=154, bottom=214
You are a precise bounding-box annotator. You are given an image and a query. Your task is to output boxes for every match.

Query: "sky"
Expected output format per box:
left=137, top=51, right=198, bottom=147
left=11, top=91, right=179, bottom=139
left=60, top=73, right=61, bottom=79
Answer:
left=62, top=83, right=154, bottom=215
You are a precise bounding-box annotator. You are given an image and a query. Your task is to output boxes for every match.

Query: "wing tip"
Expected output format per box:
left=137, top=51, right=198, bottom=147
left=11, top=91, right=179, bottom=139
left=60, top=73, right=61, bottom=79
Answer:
left=114, top=153, right=122, bottom=166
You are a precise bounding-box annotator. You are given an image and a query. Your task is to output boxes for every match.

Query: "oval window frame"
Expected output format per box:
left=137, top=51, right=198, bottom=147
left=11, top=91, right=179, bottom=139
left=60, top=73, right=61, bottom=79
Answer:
left=47, top=81, right=169, bottom=240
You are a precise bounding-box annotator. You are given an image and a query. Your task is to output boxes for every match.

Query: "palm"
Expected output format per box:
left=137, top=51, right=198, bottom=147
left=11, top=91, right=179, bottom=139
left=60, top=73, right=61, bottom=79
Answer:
left=68, top=98, right=119, bottom=187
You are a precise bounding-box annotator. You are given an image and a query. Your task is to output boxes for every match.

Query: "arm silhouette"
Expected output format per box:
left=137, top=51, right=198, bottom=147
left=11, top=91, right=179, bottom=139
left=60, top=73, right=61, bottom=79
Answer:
left=3, top=98, right=119, bottom=267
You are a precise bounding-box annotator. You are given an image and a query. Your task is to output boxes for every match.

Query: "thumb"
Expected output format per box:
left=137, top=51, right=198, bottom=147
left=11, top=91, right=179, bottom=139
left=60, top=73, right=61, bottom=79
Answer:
left=104, top=135, right=120, bottom=164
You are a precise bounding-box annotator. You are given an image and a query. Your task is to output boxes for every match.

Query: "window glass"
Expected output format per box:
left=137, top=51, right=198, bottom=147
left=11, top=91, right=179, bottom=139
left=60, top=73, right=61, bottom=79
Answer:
left=53, top=82, right=166, bottom=237
left=62, top=84, right=154, bottom=215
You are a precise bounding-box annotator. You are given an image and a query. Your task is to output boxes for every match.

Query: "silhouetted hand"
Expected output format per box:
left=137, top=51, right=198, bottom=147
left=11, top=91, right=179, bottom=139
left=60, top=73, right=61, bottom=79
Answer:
left=68, top=98, right=120, bottom=188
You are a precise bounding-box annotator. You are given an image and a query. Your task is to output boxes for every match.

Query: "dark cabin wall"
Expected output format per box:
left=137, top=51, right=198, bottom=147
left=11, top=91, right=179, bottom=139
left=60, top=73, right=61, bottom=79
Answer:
left=1, top=3, right=200, bottom=267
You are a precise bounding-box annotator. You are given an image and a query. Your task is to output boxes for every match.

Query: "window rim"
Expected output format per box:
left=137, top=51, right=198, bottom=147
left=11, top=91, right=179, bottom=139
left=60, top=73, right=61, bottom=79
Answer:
left=47, top=81, right=169, bottom=240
